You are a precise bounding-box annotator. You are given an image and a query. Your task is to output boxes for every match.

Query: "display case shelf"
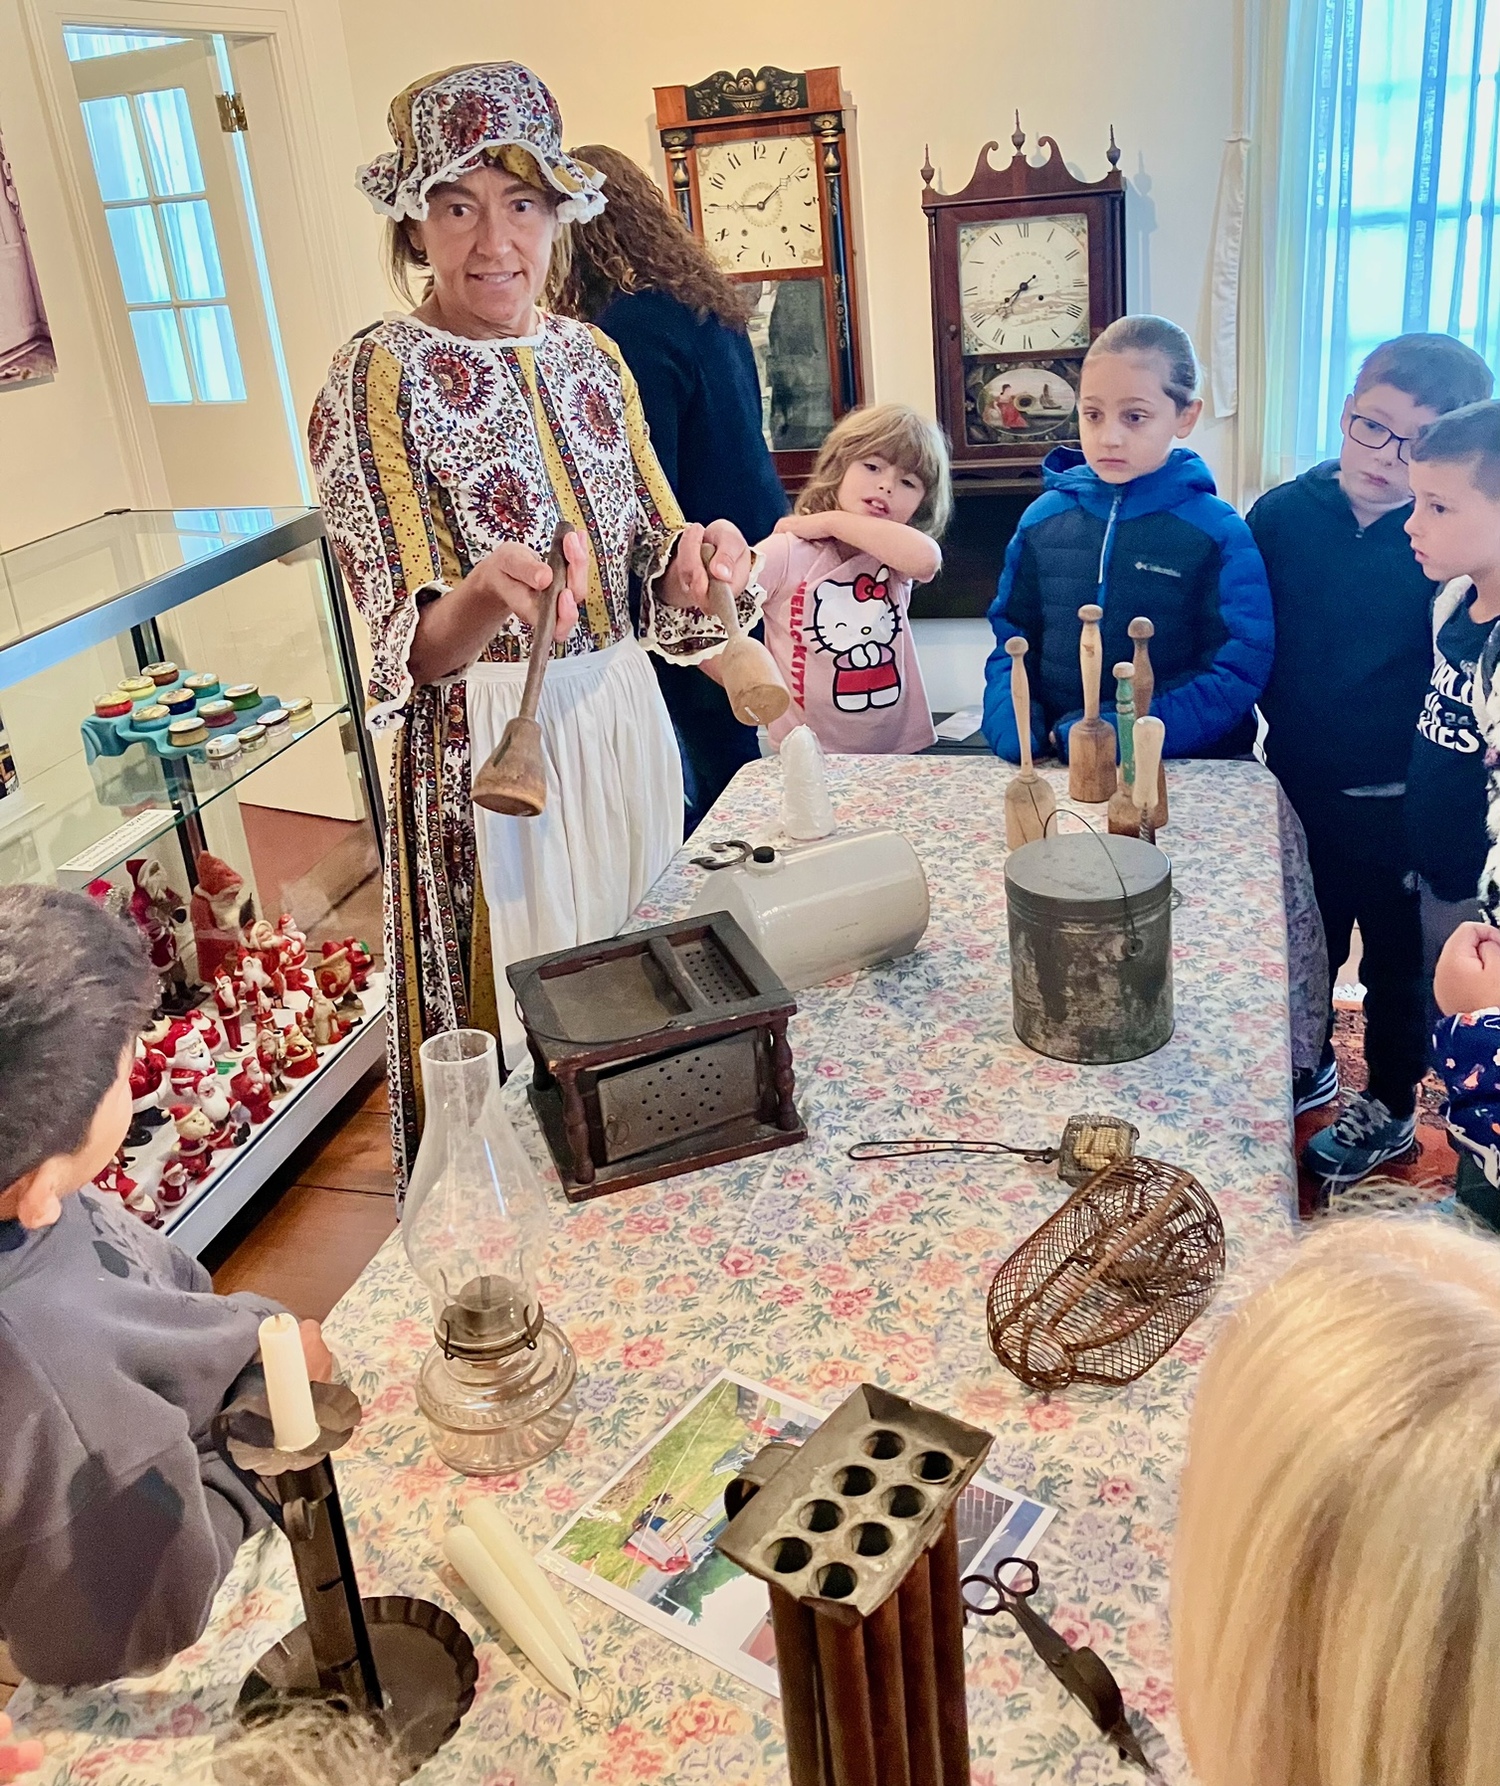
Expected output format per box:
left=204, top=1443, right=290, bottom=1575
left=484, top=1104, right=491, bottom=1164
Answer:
left=0, top=507, right=388, bottom=1253
left=1, top=699, right=353, bottom=889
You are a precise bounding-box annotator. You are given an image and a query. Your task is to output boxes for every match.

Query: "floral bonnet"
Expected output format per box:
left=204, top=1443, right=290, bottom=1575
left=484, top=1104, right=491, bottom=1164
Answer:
left=356, top=62, right=606, bottom=224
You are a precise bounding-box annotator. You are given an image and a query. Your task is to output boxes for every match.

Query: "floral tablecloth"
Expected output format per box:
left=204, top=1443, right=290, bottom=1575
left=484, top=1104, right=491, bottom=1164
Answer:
left=17, top=757, right=1298, bottom=1786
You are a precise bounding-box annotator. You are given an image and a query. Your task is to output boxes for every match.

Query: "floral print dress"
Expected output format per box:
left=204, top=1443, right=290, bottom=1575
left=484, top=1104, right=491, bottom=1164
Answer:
left=311, top=311, right=738, bottom=1186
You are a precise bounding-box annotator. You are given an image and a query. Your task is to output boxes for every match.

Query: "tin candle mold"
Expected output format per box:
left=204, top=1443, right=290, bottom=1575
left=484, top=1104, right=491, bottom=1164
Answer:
left=716, top=1383, right=993, bottom=1786
left=987, top=1155, right=1224, bottom=1391
left=508, top=911, right=805, bottom=1201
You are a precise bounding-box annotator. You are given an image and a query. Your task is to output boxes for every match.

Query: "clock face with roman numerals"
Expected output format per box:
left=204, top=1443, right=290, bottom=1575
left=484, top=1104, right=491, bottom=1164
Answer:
left=696, top=134, right=824, bottom=274
left=958, top=213, right=1090, bottom=355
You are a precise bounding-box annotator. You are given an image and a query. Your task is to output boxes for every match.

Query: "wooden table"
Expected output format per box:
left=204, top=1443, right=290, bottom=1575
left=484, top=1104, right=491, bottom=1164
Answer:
left=14, top=757, right=1297, bottom=1785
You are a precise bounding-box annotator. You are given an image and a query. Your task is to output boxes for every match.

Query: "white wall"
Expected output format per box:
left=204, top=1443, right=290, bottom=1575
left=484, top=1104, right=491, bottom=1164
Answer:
left=0, top=2, right=144, bottom=550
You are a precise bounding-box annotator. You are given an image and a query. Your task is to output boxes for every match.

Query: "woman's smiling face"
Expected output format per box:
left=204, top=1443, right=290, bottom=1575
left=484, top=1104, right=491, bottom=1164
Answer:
left=409, top=164, right=559, bottom=339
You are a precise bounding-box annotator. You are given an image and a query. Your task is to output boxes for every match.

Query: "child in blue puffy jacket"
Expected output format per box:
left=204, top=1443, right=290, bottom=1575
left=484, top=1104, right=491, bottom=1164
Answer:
left=982, top=315, right=1273, bottom=763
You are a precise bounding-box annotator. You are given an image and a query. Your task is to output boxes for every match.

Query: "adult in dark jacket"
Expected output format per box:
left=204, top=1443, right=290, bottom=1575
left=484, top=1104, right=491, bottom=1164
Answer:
left=983, top=443, right=1273, bottom=762
left=557, top=145, right=788, bottom=829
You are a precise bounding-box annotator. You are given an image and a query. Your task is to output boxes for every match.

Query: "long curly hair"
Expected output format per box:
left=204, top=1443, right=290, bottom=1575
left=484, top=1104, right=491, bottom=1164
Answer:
left=551, top=144, right=751, bottom=329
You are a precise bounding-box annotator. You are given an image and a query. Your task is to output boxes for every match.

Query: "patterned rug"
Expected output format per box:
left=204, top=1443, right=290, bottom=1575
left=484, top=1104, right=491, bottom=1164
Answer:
left=1295, top=998, right=1456, bottom=1217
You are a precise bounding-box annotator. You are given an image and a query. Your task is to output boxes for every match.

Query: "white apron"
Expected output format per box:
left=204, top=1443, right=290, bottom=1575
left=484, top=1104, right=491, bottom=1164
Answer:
left=466, top=637, right=684, bottom=1063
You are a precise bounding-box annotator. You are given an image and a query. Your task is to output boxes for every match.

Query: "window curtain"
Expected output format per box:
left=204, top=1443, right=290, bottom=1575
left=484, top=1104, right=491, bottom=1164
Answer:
left=1241, top=0, right=1500, bottom=497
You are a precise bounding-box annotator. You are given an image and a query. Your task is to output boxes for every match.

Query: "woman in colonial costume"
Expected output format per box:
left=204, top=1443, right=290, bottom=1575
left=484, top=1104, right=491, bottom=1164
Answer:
left=310, top=62, right=758, bottom=1186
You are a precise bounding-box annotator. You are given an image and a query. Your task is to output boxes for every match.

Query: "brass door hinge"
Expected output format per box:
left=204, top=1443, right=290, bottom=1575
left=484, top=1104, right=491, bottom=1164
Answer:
left=216, top=92, right=248, bottom=133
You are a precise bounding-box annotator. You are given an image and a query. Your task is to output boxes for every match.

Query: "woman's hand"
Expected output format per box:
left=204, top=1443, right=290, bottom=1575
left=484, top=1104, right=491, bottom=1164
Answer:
left=659, top=520, right=751, bottom=609
left=471, top=536, right=584, bottom=636
left=0, top=1713, right=42, bottom=1781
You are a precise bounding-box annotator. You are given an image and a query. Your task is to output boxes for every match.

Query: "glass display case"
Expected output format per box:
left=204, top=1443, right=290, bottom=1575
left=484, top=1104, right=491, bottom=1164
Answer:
left=0, top=507, right=387, bottom=1253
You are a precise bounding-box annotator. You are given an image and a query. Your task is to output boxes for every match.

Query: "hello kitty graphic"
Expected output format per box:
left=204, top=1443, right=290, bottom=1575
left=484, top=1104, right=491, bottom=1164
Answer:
left=810, top=567, right=902, bottom=712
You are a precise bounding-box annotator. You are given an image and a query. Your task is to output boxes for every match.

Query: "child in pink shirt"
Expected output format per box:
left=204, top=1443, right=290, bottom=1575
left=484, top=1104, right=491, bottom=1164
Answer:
left=756, top=404, right=952, bottom=753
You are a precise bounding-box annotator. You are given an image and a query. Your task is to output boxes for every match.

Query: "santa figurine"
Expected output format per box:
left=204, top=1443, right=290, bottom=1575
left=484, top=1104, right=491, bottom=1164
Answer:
left=212, top=957, right=245, bottom=1050
left=277, top=913, right=314, bottom=994
left=167, top=1105, right=215, bottom=1181
left=126, top=1184, right=164, bottom=1227
left=239, top=948, right=276, bottom=1020
left=156, top=1158, right=191, bottom=1210
left=189, top=1007, right=225, bottom=1058
left=281, top=1027, right=318, bottom=1081
left=310, top=988, right=346, bottom=1050
left=230, top=1054, right=274, bottom=1125
left=315, top=944, right=363, bottom=1019
left=245, top=919, right=288, bottom=1002
left=91, top=1150, right=136, bottom=1199
left=256, top=1022, right=287, bottom=1095
left=195, top=1071, right=243, bottom=1150
left=84, top=877, right=127, bottom=921
left=189, top=853, right=248, bottom=983
left=126, top=858, right=196, bottom=1013
left=162, top=1017, right=215, bottom=1084
left=125, top=1036, right=169, bottom=1149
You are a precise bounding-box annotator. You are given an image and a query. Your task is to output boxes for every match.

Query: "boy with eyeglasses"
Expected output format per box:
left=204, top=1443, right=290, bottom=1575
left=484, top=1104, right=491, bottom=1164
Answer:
left=1252, top=334, right=1493, bottom=1187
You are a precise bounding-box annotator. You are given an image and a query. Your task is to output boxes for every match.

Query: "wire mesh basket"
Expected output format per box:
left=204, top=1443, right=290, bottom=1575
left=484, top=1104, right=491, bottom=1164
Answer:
left=987, top=1156, right=1225, bottom=1390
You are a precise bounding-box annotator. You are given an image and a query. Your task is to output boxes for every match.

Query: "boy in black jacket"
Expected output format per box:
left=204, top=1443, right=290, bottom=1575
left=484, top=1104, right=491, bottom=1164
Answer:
left=1253, top=334, right=1493, bottom=1186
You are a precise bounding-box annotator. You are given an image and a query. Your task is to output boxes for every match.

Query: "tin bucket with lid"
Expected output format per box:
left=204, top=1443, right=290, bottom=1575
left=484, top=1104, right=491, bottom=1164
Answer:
left=1005, top=832, right=1173, bottom=1063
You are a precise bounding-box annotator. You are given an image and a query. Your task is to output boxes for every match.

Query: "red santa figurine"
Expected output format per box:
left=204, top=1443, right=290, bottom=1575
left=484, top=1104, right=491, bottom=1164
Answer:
left=126, top=857, right=196, bottom=1013
left=256, top=1022, right=286, bottom=1095
left=281, top=1027, right=318, bottom=1081
left=230, top=1054, right=274, bottom=1125
left=167, top=1105, right=215, bottom=1181
left=156, top=1159, right=191, bottom=1209
left=212, top=957, right=245, bottom=1050
left=278, top=913, right=314, bottom=994
left=245, top=919, right=288, bottom=1002
left=126, top=1036, right=169, bottom=1149
left=91, top=1151, right=137, bottom=1199
left=189, top=853, right=247, bottom=983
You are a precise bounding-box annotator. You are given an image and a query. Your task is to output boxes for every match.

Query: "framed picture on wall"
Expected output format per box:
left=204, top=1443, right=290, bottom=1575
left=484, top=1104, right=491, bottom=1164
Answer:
left=0, top=120, right=55, bottom=388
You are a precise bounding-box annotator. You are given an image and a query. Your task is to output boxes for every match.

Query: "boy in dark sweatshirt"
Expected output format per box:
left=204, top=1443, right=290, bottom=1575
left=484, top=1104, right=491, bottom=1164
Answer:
left=1252, top=334, right=1493, bottom=1186
left=0, top=884, right=333, bottom=1687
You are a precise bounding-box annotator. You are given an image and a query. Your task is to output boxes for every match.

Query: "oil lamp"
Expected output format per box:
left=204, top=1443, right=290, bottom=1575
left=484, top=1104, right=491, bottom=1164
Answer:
left=402, top=1029, right=576, bottom=1474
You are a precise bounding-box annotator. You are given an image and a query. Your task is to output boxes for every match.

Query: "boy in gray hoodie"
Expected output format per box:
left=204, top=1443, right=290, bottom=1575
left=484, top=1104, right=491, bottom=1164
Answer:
left=0, top=884, right=332, bottom=1687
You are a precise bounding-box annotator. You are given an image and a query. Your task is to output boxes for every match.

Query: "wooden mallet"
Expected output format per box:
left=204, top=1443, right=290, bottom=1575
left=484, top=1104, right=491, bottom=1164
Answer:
left=1132, top=716, right=1165, bottom=846
left=701, top=540, right=790, bottom=726
left=1128, top=616, right=1169, bottom=830
left=1068, top=602, right=1117, bottom=803
left=1004, top=636, right=1057, bottom=848
left=1106, top=661, right=1139, bottom=837
left=471, top=518, right=573, bottom=818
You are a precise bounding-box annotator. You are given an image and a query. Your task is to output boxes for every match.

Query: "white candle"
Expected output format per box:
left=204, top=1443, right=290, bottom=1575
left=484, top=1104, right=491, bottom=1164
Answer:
left=464, top=1500, right=586, bottom=1667
left=443, top=1525, right=577, bottom=1701
left=258, top=1312, right=320, bottom=1452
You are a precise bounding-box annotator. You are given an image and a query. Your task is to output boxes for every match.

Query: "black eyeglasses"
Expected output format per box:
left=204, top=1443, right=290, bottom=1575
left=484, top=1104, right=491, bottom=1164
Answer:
left=1345, top=410, right=1418, bottom=462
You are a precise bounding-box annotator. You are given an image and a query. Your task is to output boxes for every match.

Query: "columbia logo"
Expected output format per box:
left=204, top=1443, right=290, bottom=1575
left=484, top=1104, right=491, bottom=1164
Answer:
left=1134, top=561, right=1181, bottom=578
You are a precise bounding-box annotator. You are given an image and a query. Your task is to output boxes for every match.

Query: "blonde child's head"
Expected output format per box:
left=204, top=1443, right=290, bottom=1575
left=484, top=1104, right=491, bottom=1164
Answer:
left=795, top=403, right=953, bottom=538
left=1079, top=315, right=1203, bottom=485
left=1172, top=1213, right=1500, bottom=1786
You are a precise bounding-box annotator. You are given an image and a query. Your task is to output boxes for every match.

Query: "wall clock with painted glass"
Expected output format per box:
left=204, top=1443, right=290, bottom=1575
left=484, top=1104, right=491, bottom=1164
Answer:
left=655, top=65, right=866, bottom=491
left=922, top=124, right=1125, bottom=482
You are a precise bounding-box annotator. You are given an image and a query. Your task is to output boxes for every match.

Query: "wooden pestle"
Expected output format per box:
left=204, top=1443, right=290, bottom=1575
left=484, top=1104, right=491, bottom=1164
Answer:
left=1132, top=716, right=1165, bottom=846
left=1128, top=616, right=1169, bottom=829
left=471, top=519, right=572, bottom=817
left=1106, top=661, right=1139, bottom=836
left=1067, top=603, right=1117, bottom=803
left=700, top=540, right=790, bottom=725
left=1004, top=637, right=1057, bottom=848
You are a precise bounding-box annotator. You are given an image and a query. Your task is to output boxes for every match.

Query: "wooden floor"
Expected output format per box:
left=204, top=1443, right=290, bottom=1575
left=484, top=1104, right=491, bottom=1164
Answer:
left=203, top=1069, right=398, bottom=1318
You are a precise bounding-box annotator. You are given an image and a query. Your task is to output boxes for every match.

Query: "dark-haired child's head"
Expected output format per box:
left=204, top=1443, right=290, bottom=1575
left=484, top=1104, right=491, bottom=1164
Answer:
left=1340, top=333, right=1494, bottom=517
left=1080, top=316, right=1203, bottom=485
left=0, top=884, right=157, bottom=1229
left=1405, top=401, right=1500, bottom=588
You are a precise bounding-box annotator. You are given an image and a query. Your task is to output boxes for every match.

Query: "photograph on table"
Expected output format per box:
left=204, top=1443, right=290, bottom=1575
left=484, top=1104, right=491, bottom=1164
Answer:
left=0, top=120, right=55, bottom=387
left=540, top=1369, right=1055, bottom=1694
left=964, top=356, right=1080, bottom=447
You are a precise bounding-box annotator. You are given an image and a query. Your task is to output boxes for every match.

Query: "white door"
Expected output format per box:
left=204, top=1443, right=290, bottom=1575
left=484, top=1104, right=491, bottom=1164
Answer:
left=69, top=34, right=302, bottom=507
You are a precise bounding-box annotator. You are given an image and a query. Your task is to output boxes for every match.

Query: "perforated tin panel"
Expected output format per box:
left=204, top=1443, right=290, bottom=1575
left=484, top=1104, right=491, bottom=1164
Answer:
left=596, top=1032, right=760, bottom=1161
left=674, top=938, right=753, bottom=1007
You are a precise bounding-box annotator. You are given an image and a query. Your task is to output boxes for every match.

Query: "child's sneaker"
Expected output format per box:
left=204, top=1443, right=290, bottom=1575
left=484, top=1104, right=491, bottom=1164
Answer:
left=1293, top=1057, right=1339, bottom=1116
left=1301, top=1093, right=1417, bottom=1185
